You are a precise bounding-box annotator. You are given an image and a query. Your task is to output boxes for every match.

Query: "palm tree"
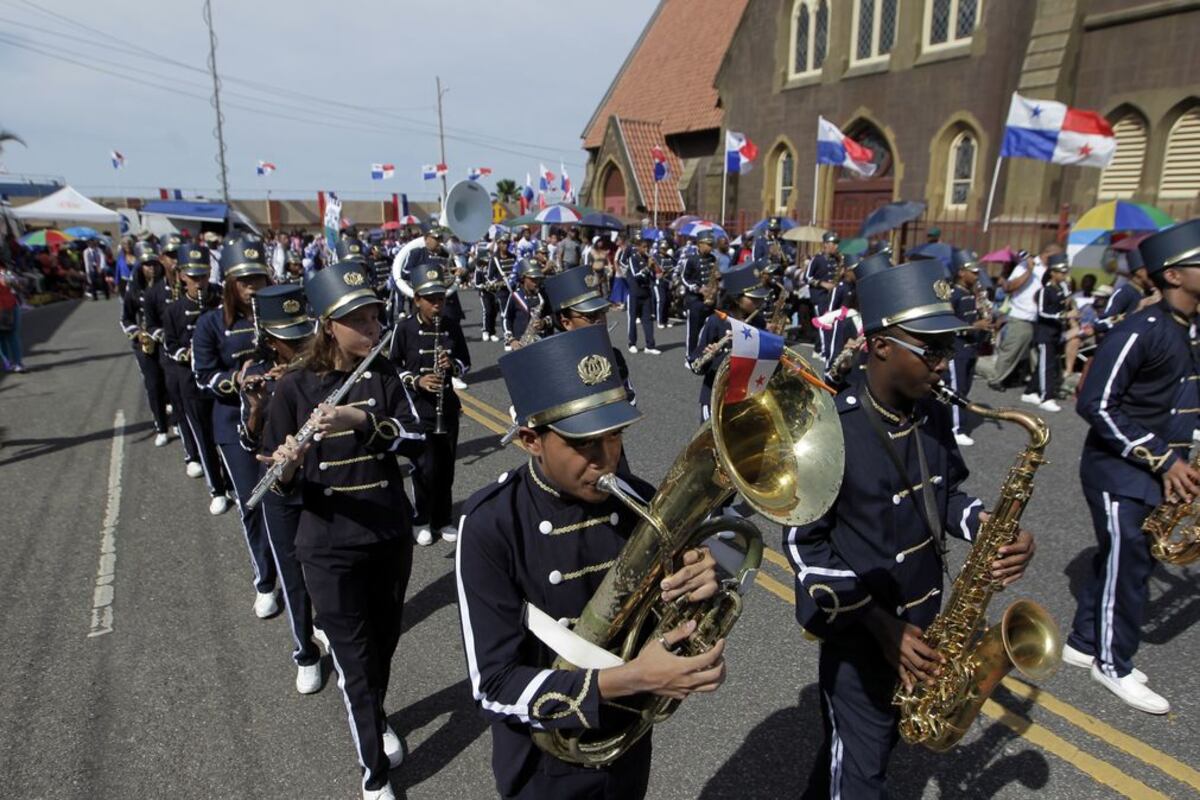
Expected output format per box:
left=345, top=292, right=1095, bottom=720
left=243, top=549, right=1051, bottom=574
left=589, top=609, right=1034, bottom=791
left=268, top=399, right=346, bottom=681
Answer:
left=495, top=178, right=519, bottom=203
left=0, top=129, right=26, bottom=158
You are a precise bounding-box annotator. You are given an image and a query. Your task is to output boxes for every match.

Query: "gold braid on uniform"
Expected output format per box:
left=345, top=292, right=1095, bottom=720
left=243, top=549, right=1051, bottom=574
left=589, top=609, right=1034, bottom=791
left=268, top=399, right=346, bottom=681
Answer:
left=531, top=668, right=595, bottom=728
left=547, top=515, right=615, bottom=536
left=528, top=460, right=561, bottom=498
left=866, top=389, right=901, bottom=424
left=364, top=411, right=401, bottom=448
left=1132, top=445, right=1172, bottom=473
left=808, top=583, right=871, bottom=624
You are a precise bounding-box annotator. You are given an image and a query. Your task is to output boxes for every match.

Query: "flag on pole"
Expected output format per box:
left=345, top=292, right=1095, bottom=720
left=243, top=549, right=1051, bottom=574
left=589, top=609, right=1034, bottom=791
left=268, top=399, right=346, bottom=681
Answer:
left=324, top=191, right=342, bottom=252
left=371, top=163, right=396, bottom=180
left=724, top=316, right=785, bottom=404
left=1000, top=93, right=1116, bottom=167
left=816, top=117, right=877, bottom=176
left=651, top=146, right=668, bottom=182
left=724, top=131, right=758, bottom=175
left=256, top=160, right=276, bottom=176
left=560, top=162, right=571, bottom=197
left=422, top=165, right=438, bottom=180
left=538, top=163, right=556, bottom=191
left=110, top=150, right=125, bottom=170
left=435, top=163, right=449, bottom=177
left=467, top=166, right=493, bottom=181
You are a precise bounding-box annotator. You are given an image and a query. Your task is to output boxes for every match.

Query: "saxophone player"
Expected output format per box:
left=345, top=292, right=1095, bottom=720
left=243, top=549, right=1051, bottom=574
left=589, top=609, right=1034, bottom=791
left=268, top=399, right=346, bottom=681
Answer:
left=947, top=249, right=991, bottom=447
left=455, top=326, right=724, bottom=800
left=1062, top=220, right=1200, bottom=715
left=688, top=265, right=770, bottom=422
left=503, top=259, right=549, bottom=350
left=784, top=259, right=1036, bottom=798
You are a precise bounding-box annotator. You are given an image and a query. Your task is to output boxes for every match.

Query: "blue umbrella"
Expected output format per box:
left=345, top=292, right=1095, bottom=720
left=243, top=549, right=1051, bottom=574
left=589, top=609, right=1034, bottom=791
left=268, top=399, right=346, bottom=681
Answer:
left=640, top=227, right=665, bottom=241
left=579, top=211, right=624, bottom=231
left=679, top=220, right=729, bottom=241
left=749, top=217, right=798, bottom=234
left=857, top=201, right=926, bottom=239
left=64, top=225, right=107, bottom=241
left=907, top=242, right=955, bottom=271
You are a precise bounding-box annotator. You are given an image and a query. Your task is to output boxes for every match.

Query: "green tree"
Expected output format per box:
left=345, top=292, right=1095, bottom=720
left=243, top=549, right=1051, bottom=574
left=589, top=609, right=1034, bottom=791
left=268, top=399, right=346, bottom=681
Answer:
left=0, top=129, right=25, bottom=158
left=495, top=178, right=519, bottom=203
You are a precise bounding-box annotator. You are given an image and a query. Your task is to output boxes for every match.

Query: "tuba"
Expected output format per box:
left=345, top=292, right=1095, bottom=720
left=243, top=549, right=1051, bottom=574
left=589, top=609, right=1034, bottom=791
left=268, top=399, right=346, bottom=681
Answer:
left=532, top=350, right=845, bottom=766
left=1142, top=449, right=1200, bottom=565
left=894, top=383, right=1062, bottom=751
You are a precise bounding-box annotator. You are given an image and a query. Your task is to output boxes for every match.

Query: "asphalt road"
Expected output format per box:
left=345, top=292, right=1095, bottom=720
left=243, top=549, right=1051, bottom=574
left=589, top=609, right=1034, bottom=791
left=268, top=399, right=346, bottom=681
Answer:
left=1, top=295, right=1198, bottom=800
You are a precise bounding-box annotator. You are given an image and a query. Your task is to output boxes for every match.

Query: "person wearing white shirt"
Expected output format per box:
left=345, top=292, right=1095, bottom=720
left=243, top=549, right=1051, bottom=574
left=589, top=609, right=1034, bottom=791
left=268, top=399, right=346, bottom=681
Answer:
left=987, top=245, right=1055, bottom=390
left=269, top=233, right=288, bottom=281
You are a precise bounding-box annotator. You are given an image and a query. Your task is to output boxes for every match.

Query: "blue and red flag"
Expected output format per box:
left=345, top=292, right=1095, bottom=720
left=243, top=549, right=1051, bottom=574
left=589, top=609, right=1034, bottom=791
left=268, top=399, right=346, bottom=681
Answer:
left=724, top=315, right=784, bottom=404
left=1001, top=93, right=1115, bottom=167
left=651, top=145, right=668, bottom=182
left=724, top=131, right=758, bottom=175
left=817, top=117, right=876, bottom=176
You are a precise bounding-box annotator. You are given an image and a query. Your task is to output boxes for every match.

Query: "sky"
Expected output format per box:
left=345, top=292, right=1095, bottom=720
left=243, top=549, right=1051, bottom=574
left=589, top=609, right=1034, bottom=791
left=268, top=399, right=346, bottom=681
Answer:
left=0, top=0, right=654, bottom=202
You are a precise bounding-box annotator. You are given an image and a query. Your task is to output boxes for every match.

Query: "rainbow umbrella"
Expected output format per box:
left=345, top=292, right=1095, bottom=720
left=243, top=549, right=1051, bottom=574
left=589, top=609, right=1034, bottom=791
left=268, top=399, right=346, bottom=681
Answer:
left=20, top=229, right=75, bottom=248
left=1068, top=200, right=1174, bottom=267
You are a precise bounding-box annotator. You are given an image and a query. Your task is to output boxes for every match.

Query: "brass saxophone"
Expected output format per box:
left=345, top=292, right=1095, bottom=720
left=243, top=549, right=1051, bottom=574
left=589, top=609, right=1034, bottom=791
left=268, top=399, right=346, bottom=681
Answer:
left=136, top=304, right=157, bottom=355
left=533, top=348, right=845, bottom=766
left=766, top=279, right=790, bottom=335
left=1141, top=448, right=1200, bottom=565
left=517, top=293, right=549, bottom=347
left=894, top=383, right=1062, bottom=751
left=699, top=255, right=720, bottom=306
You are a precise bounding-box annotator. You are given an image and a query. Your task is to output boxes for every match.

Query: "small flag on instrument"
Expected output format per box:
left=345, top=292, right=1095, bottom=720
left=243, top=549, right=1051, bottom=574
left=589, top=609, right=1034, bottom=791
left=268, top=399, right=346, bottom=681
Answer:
left=371, top=163, right=395, bottom=180
left=256, top=160, right=276, bottom=176
left=724, top=316, right=784, bottom=404
left=467, top=166, right=492, bottom=181
left=111, top=150, right=125, bottom=170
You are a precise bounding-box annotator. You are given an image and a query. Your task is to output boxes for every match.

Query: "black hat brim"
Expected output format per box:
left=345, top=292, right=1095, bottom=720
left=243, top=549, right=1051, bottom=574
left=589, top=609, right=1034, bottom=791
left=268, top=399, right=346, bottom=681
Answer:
left=569, top=295, right=610, bottom=313
left=180, top=267, right=211, bottom=277
left=414, top=284, right=448, bottom=297
left=547, top=400, right=641, bottom=439
left=263, top=321, right=314, bottom=340
left=897, top=313, right=970, bottom=335
left=743, top=286, right=772, bottom=299
left=327, top=293, right=384, bottom=320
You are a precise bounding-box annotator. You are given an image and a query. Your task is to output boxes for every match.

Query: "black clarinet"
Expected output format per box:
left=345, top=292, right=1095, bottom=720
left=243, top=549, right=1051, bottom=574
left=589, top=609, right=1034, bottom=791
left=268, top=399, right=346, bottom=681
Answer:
left=433, top=313, right=447, bottom=435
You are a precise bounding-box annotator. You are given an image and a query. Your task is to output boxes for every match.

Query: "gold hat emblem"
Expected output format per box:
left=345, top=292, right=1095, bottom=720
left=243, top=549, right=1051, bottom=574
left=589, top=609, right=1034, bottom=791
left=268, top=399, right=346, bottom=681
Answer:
left=932, top=279, right=952, bottom=301
left=282, top=299, right=301, bottom=314
left=189, top=250, right=202, bottom=259
left=584, top=273, right=598, bottom=288
left=350, top=244, right=361, bottom=253
left=343, top=271, right=365, bottom=286
left=245, top=248, right=260, bottom=260
left=577, top=354, right=613, bottom=386
left=425, top=269, right=440, bottom=280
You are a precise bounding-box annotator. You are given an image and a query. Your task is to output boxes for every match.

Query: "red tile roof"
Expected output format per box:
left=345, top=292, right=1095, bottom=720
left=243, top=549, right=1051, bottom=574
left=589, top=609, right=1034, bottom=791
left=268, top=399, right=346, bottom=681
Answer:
left=582, top=0, right=749, bottom=150
left=616, top=118, right=685, bottom=214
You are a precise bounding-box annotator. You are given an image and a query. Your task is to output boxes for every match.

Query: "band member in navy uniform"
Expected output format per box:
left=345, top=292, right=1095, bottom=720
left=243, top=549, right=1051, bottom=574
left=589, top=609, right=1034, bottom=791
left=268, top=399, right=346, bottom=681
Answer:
left=819, top=254, right=860, bottom=379
left=544, top=267, right=635, bottom=405
left=1021, top=253, right=1076, bottom=413
left=827, top=250, right=892, bottom=392
left=752, top=216, right=795, bottom=267
left=947, top=249, right=988, bottom=447
left=261, top=262, right=424, bottom=800
left=504, top=259, right=549, bottom=350
left=624, top=236, right=660, bottom=355
left=143, top=234, right=199, bottom=469
left=239, top=283, right=324, bottom=695
left=475, top=238, right=506, bottom=342
left=162, top=245, right=230, bottom=515
left=651, top=239, right=675, bottom=329
left=785, top=259, right=1037, bottom=799
left=679, top=231, right=719, bottom=367
left=804, top=231, right=842, bottom=358
left=120, top=241, right=171, bottom=447
left=1062, top=220, right=1200, bottom=716
left=1095, top=247, right=1155, bottom=338
left=455, top=325, right=726, bottom=800
left=688, top=265, right=770, bottom=421
left=192, top=235, right=280, bottom=618
left=390, top=262, right=471, bottom=547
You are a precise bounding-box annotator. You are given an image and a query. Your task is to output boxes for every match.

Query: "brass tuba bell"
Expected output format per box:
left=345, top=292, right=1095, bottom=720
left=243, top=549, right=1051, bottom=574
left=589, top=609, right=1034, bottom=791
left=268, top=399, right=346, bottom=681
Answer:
left=531, top=349, right=845, bottom=766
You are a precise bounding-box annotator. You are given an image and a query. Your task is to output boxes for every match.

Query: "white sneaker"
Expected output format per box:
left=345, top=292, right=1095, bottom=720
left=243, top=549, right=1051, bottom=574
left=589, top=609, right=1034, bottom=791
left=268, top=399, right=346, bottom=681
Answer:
left=208, top=495, right=230, bottom=516
left=253, top=590, right=279, bottom=619
left=1090, top=663, right=1169, bottom=714
left=439, top=525, right=458, bottom=543
left=414, top=527, right=434, bottom=546
left=154, top=432, right=169, bottom=447
left=954, top=433, right=975, bottom=447
left=1062, top=643, right=1147, bottom=683
left=186, top=461, right=204, bottom=478
left=312, top=627, right=329, bottom=652
left=166, top=404, right=174, bottom=415
left=1039, top=399, right=1062, bottom=412
left=656, top=323, right=665, bottom=329
left=628, top=345, right=638, bottom=354
left=362, top=785, right=395, bottom=800
left=481, top=332, right=490, bottom=342
left=296, top=663, right=322, bottom=695
left=1020, top=393, right=1040, bottom=405
left=452, top=376, right=467, bottom=390
left=644, top=348, right=662, bottom=355
left=171, top=424, right=181, bottom=437
left=382, top=724, right=404, bottom=768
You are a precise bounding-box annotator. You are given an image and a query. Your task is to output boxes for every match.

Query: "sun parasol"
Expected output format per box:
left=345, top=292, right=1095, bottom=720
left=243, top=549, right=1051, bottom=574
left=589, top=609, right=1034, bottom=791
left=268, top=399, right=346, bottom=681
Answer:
left=1067, top=200, right=1173, bottom=267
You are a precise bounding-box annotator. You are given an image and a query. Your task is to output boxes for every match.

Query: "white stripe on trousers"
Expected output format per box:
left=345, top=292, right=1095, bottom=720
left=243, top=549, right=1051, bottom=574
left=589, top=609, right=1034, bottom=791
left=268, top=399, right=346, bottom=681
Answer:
left=823, top=689, right=843, bottom=800
left=183, top=413, right=220, bottom=496
left=948, top=359, right=962, bottom=433
left=1038, top=343, right=1048, bottom=400
left=260, top=510, right=306, bottom=663
left=326, top=643, right=372, bottom=788
left=1100, top=491, right=1121, bottom=678
left=216, top=445, right=265, bottom=588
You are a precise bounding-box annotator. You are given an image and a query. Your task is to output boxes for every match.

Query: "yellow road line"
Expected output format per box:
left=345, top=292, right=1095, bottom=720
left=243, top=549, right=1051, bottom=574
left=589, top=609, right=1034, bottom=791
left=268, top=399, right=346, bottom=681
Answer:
left=458, top=389, right=512, bottom=424
left=980, top=699, right=1169, bottom=800
left=461, top=406, right=506, bottom=435
left=754, top=571, right=794, bottom=604
left=1001, top=677, right=1200, bottom=794
left=763, top=546, right=791, bottom=571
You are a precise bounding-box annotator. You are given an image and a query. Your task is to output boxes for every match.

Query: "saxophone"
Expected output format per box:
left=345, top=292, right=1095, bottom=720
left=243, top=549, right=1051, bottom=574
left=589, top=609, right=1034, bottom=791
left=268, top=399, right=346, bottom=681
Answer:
left=766, top=279, right=790, bottom=335
left=1141, top=448, right=1200, bottom=565
left=516, top=293, right=548, bottom=347
left=893, top=383, right=1062, bottom=751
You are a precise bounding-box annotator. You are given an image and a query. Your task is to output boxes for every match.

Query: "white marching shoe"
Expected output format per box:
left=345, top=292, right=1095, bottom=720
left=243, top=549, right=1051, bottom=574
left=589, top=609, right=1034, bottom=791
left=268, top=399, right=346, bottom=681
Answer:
left=439, top=525, right=458, bottom=543
left=154, top=432, right=169, bottom=447
left=451, top=376, right=467, bottom=390
left=208, top=495, right=231, bottom=516
left=1039, top=399, right=1062, bottom=412
left=1090, top=663, right=1169, bottom=714
left=382, top=725, right=404, bottom=768
left=295, top=663, right=322, bottom=695
left=628, top=345, right=639, bottom=354
left=1020, top=392, right=1040, bottom=405
left=253, top=589, right=280, bottom=619
left=643, top=347, right=662, bottom=355
left=362, top=785, right=395, bottom=800
left=312, top=627, right=330, bottom=653
left=954, top=433, right=975, bottom=447
left=1061, top=642, right=1147, bottom=683
left=186, top=461, right=204, bottom=478
left=414, top=527, right=434, bottom=546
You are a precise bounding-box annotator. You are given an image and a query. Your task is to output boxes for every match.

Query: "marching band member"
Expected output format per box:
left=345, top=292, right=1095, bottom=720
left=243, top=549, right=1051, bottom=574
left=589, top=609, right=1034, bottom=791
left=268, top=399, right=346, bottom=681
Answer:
left=192, top=235, right=280, bottom=618
left=475, top=236, right=506, bottom=342
left=1020, top=254, right=1076, bottom=413
left=391, top=227, right=448, bottom=319
left=804, top=231, right=842, bottom=358
left=261, top=262, right=425, bottom=799
left=652, top=239, right=675, bottom=329
left=785, top=259, right=1036, bottom=798
left=455, top=325, right=725, bottom=800
left=283, top=249, right=305, bottom=284
left=1062, top=220, right=1200, bottom=715
left=162, top=245, right=230, bottom=515
left=239, top=283, right=323, bottom=695
left=504, top=259, right=548, bottom=351
left=1094, top=247, right=1157, bottom=338
left=688, top=264, right=770, bottom=422
left=679, top=231, right=719, bottom=367
left=120, top=241, right=171, bottom=447
left=818, top=254, right=860, bottom=379
left=947, top=249, right=989, bottom=446
left=146, top=234, right=200, bottom=473
left=624, top=236, right=660, bottom=355
left=390, top=262, right=471, bottom=547
left=544, top=266, right=635, bottom=405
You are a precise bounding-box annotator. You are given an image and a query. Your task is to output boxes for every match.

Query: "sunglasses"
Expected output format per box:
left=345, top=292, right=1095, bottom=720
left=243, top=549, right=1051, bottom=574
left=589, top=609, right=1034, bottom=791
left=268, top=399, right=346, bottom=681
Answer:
left=883, top=335, right=955, bottom=368
left=567, top=308, right=607, bottom=323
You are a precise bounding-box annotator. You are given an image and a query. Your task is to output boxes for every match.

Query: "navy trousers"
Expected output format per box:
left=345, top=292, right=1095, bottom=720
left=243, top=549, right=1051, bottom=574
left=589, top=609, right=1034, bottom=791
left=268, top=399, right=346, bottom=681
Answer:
left=133, top=349, right=169, bottom=434
left=626, top=289, right=656, bottom=349
left=411, top=414, right=459, bottom=530
left=653, top=278, right=671, bottom=325
left=1026, top=340, right=1061, bottom=401
left=301, top=538, right=412, bottom=792
left=217, top=442, right=277, bottom=594
left=503, top=733, right=651, bottom=799
left=262, top=493, right=320, bottom=667
left=479, top=290, right=500, bottom=338
left=163, top=361, right=197, bottom=461
left=1067, top=487, right=1155, bottom=679
left=947, top=347, right=977, bottom=435
left=176, top=367, right=228, bottom=497
left=803, top=639, right=898, bottom=800
left=684, top=296, right=711, bottom=367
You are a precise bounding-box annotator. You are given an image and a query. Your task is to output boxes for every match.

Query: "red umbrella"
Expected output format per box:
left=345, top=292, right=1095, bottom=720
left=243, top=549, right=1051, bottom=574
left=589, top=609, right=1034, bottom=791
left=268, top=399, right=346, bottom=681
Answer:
left=981, top=246, right=1017, bottom=263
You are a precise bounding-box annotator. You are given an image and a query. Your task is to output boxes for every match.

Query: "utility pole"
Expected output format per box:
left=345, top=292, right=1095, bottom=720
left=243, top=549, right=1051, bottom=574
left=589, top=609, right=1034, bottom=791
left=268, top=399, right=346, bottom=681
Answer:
left=436, top=76, right=448, bottom=208
left=203, top=0, right=230, bottom=203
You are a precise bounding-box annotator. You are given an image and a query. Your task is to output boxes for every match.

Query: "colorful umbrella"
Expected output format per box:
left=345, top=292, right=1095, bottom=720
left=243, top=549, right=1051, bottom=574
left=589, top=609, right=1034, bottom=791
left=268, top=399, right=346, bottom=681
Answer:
left=678, top=220, right=729, bottom=240
left=20, top=229, right=75, bottom=248
left=534, top=204, right=581, bottom=225
left=64, top=226, right=107, bottom=241
left=579, top=211, right=624, bottom=231
left=669, top=215, right=702, bottom=231
left=749, top=217, right=798, bottom=234
left=382, top=215, right=422, bottom=231
left=640, top=227, right=665, bottom=241
left=1067, top=200, right=1174, bottom=267
left=981, top=246, right=1018, bottom=263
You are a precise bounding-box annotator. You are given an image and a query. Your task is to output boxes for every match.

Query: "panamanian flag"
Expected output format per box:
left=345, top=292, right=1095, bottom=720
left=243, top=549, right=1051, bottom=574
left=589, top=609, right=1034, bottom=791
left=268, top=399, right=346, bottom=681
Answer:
left=467, top=166, right=492, bottom=181
left=422, top=164, right=438, bottom=180
left=1001, top=93, right=1116, bottom=167
left=371, top=163, right=395, bottom=180
left=817, top=117, right=877, bottom=176
left=725, top=315, right=784, bottom=404
left=111, top=150, right=125, bottom=170
left=651, top=145, right=669, bottom=181
left=256, top=160, right=276, bottom=176
left=725, top=131, right=758, bottom=175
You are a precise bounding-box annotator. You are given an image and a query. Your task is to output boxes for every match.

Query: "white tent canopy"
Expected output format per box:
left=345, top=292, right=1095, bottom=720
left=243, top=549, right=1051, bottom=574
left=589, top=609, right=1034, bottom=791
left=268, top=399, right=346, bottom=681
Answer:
left=13, top=185, right=120, bottom=224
